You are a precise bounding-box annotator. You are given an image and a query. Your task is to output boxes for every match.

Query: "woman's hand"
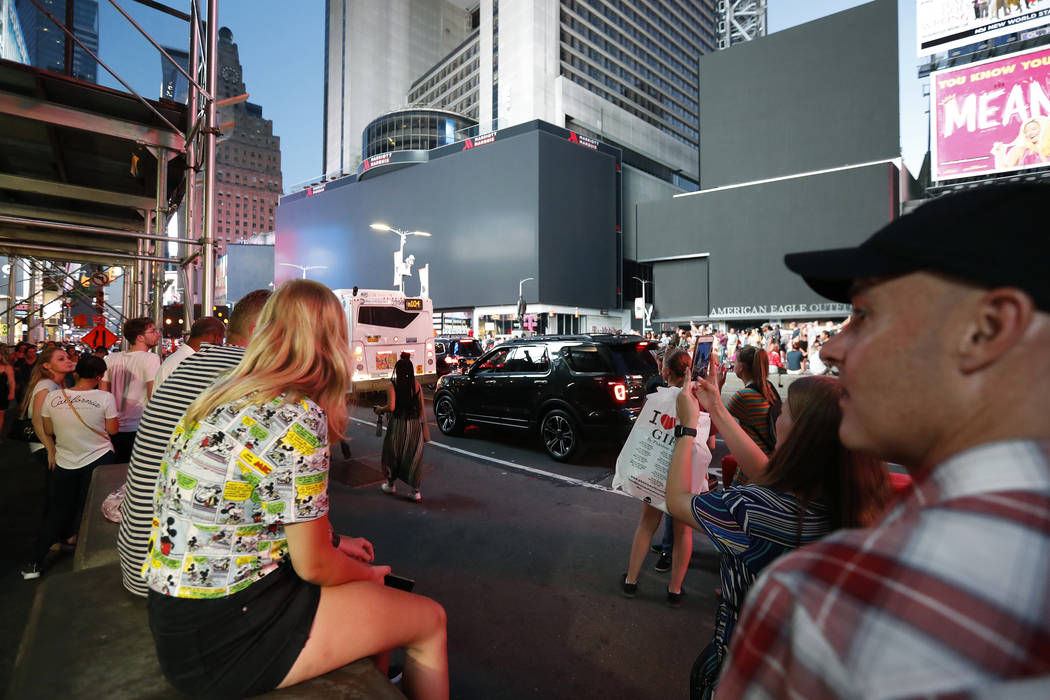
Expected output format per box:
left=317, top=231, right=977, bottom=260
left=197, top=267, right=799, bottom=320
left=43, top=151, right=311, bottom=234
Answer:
left=46, top=446, right=57, bottom=470
left=677, top=374, right=701, bottom=428
left=369, top=564, right=392, bottom=584
left=337, top=536, right=375, bottom=563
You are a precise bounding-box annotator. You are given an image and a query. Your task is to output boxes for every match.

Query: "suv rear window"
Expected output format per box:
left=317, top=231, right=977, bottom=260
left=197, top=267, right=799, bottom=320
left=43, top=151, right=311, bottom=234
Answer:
left=607, top=344, right=658, bottom=376
left=565, top=346, right=609, bottom=373
left=451, top=340, right=481, bottom=357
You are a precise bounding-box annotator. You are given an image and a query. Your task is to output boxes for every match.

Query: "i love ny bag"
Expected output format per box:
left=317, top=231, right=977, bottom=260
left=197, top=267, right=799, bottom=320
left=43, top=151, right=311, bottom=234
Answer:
left=612, top=386, right=711, bottom=513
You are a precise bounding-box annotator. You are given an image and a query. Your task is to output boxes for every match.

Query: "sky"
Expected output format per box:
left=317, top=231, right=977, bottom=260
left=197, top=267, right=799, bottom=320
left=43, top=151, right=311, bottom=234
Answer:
left=96, top=0, right=923, bottom=193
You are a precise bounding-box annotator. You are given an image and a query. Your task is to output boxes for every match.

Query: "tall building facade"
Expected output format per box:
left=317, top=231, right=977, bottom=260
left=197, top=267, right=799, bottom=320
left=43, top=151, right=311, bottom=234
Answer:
left=323, top=0, right=477, bottom=176
left=209, top=27, right=283, bottom=258
left=1, top=0, right=29, bottom=63
left=323, top=0, right=719, bottom=186
left=14, top=0, right=98, bottom=82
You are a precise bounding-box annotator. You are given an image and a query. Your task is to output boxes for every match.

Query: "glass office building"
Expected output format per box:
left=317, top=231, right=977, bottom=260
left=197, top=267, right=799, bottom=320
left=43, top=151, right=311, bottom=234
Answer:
left=15, top=0, right=98, bottom=82
left=363, top=107, right=477, bottom=158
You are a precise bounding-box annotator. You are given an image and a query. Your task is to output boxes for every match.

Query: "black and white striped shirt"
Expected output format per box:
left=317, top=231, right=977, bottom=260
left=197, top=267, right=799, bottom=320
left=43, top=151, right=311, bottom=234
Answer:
left=117, top=343, right=245, bottom=597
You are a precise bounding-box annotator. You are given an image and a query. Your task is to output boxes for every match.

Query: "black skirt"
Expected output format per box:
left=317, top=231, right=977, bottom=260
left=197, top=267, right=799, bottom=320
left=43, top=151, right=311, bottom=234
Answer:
left=147, top=562, right=321, bottom=698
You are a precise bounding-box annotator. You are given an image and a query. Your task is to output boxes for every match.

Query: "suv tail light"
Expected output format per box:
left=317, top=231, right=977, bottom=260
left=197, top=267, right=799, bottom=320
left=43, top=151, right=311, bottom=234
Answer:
left=609, top=381, right=628, bottom=402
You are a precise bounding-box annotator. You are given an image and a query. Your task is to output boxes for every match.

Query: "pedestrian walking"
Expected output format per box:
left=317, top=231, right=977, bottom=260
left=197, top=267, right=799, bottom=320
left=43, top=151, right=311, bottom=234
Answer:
left=377, top=353, right=431, bottom=502
left=101, top=317, right=161, bottom=461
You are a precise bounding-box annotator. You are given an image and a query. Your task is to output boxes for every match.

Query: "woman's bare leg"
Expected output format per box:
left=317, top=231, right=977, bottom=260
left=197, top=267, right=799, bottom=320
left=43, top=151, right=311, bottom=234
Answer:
left=279, top=581, right=448, bottom=700
left=625, top=503, right=663, bottom=584
left=668, top=519, right=693, bottom=595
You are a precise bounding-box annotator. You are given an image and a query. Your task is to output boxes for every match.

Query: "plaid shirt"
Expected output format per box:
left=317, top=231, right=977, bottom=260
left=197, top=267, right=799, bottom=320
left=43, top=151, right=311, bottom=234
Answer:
left=716, top=439, right=1050, bottom=698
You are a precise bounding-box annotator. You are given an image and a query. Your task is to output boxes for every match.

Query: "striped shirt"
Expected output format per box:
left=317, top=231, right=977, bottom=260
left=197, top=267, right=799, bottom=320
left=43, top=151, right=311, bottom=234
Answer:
left=691, top=485, right=830, bottom=691
left=727, top=384, right=780, bottom=483
left=716, top=439, right=1050, bottom=699
left=117, top=343, right=245, bottom=597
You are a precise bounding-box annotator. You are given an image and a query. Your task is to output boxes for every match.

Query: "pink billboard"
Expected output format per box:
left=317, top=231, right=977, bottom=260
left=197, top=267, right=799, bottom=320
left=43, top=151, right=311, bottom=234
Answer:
left=931, top=45, right=1050, bottom=181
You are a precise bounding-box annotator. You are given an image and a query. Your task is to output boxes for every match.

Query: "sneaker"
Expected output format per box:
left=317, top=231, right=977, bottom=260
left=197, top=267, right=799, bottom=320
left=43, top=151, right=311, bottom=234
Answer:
left=380, top=481, right=396, bottom=495
left=649, top=543, right=665, bottom=554
left=666, top=587, right=684, bottom=608
left=20, top=563, right=41, bottom=580
left=411, top=489, right=422, bottom=503
left=654, top=553, right=672, bottom=573
left=621, top=573, right=637, bottom=598
left=387, top=664, right=404, bottom=685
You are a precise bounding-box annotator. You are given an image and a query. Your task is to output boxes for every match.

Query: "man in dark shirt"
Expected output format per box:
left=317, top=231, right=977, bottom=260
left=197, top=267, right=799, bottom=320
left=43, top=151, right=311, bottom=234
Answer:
left=784, top=341, right=805, bottom=374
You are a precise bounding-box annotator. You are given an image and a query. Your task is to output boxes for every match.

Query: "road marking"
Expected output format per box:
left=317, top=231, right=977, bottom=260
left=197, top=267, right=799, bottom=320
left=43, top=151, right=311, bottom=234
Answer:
left=349, top=416, right=627, bottom=497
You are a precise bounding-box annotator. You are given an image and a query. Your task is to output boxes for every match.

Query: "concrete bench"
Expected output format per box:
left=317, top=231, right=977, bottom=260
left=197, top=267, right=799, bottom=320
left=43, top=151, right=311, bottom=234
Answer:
left=73, top=461, right=128, bottom=571
left=7, top=466, right=405, bottom=699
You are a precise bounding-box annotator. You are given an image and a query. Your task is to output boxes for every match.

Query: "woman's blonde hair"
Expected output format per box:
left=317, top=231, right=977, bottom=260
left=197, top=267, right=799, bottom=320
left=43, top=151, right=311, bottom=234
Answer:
left=1013, top=116, right=1050, bottom=159
left=183, top=279, right=353, bottom=442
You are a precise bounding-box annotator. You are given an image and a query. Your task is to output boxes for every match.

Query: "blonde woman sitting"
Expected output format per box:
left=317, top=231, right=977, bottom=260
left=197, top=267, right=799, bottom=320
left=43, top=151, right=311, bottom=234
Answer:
left=143, top=280, right=448, bottom=699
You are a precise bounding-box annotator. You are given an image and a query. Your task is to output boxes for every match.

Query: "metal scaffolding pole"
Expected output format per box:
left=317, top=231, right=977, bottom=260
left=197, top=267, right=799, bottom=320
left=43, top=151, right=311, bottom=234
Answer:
left=153, top=146, right=167, bottom=352
left=200, top=0, right=218, bottom=315
left=5, top=257, right=14, bottom=343
left=183, top=0, right=200, bottom=328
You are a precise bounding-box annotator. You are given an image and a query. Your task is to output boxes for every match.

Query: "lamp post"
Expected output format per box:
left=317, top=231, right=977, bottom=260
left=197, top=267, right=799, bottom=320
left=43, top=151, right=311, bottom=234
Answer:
left=279, top=263, right=328, bottom=279
left=516, top=277, right=534, bottom=328
left=632, top=275, right=651, bottom=333
left=371, top=223, right=431, bottom=292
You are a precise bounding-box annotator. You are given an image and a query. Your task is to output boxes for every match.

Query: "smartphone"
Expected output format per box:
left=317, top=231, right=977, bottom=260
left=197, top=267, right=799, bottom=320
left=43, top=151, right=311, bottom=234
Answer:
left=384, top=573, right=416, bottom=592
left=692, top=336, right=714, bottom=380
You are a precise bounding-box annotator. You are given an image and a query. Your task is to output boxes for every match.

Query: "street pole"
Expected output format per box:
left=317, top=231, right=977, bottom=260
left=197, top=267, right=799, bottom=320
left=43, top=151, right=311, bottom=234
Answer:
left=153, top=146, right=168, bottom=354
left=200, top=0, right=218, bottom=316
left=183, top=0, right=199, bottom=330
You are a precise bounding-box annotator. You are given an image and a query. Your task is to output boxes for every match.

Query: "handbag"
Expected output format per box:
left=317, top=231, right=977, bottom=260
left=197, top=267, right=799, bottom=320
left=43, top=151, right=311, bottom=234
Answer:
left=11, top=415, right=39, bottom=442
left=612, top=386, right=712, bottom=513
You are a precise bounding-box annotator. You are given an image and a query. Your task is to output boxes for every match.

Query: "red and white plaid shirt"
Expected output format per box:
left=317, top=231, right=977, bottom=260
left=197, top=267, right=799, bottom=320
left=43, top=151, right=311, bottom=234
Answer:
left=717, top=439, right=1050, bottom=698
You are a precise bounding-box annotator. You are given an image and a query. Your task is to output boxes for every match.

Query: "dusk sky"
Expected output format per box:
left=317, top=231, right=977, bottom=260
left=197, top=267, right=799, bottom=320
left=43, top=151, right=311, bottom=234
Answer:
left=96, top=1, right=921, bottom=193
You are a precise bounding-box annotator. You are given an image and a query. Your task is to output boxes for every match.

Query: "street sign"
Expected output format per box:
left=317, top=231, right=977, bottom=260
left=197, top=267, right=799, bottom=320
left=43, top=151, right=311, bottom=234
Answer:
left=73, top=314, right=89, bottom=328
left=92, top=315, right=106, bottom=326
left=644, top=304, right=654, bottom=325
left=634, top=296, right=644, bottom=320
left=91, top=271, right=110, bottom=287
left=82, top=325, right=118, bottom=349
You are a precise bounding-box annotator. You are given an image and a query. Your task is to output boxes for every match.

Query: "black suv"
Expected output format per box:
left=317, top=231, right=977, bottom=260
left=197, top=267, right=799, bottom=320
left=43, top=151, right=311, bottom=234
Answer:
left=433, top=334, right=658, bottom=461
left=434, top=336, right=484, bottom=376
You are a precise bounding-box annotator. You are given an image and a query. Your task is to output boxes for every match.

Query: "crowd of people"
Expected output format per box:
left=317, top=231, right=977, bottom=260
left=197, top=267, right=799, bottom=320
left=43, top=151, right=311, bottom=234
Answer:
left=5, top=183, right=1049, bottom=698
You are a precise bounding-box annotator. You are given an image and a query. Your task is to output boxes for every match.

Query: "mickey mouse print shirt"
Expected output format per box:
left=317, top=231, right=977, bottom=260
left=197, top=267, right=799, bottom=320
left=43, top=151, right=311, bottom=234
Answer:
left=144, top=393, right=329, bottom=599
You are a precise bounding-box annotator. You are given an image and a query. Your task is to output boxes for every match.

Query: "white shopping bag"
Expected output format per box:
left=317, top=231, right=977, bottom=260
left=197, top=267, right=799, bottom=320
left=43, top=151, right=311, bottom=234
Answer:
left=612, top=386, right=711, bottom=513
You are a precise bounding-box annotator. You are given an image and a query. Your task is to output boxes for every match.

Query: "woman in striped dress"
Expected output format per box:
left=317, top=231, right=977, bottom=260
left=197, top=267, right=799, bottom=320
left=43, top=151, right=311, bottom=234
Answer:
left=665, top=373, right=891, bottom=698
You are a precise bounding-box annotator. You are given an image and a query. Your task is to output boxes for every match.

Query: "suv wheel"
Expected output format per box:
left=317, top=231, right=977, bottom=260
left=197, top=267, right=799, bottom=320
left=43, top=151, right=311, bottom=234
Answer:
left=434, top=394, right=465, bottom=436
left=540, top=408, right=582, bottom=462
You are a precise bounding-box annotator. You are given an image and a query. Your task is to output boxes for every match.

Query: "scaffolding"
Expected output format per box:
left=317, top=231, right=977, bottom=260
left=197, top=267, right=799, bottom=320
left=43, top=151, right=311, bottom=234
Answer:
left=0, top=0, right=221, bottom=346
left=717, top=0, right=767, bottom=50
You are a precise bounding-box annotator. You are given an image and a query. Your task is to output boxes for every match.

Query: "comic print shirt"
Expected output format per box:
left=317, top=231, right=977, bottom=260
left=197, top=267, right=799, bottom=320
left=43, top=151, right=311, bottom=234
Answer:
left=143, top=393, right=329, bottom=599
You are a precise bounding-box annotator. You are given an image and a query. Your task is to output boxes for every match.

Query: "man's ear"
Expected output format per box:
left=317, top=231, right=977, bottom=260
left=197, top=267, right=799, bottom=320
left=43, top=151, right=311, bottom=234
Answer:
left=957, top=288, right=1034, bottom=373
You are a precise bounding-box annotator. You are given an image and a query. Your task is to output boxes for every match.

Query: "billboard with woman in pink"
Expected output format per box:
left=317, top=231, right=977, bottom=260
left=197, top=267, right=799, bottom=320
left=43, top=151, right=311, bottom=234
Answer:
left=931, top=45, right=1050, bottom=181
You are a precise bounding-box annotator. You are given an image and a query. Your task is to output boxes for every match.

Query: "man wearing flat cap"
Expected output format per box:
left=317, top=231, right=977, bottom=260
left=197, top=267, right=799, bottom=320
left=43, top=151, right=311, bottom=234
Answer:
left=716, top=183, right=1050, bottom=698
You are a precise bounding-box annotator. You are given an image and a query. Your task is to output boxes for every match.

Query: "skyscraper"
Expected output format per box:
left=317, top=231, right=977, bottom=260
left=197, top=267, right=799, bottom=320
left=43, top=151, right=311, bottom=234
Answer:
left=14, top=0, right=98, bottom=83
left=1, top=0, right=29, bottom=63
left=324, top=0, right=721, bottom=186
left=200, top=28, right=283, bottom=258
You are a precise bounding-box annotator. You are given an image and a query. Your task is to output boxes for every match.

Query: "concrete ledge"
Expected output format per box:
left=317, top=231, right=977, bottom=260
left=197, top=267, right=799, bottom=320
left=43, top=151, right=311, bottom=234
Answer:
left=73, top=462, right=128, bottom=571
left=8, top=564, right=404, bottom=699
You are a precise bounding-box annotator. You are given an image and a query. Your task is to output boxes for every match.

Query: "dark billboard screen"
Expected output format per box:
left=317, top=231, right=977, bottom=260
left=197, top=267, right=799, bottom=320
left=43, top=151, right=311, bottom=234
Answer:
left=275, top=127, right=618, bottom=309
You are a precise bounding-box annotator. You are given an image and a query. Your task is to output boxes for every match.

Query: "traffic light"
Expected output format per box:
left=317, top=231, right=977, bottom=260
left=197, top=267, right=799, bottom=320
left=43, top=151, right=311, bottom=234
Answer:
left=94, top=290, right=105, bottom=313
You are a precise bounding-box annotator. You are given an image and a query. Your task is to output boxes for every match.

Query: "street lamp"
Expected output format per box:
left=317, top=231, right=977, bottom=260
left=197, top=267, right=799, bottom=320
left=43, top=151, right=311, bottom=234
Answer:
left=632, top=276, right=651, bottom=333
left=371, top=222, right=431, bottom=292
left=279, top=263, right=328, bottom=279
left=516, top=277, right=534, bottom=323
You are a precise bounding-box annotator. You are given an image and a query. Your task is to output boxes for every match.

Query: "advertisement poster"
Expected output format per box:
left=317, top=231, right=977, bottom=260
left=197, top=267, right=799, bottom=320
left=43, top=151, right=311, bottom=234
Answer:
left=931, top=45, right=1050, bottom=180
left=918, top=0, right=1050, bottom=56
